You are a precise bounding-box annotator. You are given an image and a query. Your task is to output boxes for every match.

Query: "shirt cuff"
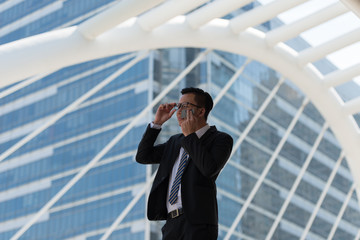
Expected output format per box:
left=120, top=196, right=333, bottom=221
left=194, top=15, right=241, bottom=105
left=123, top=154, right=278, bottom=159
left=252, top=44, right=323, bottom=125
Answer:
left=150, top=122, right=162, bottom=129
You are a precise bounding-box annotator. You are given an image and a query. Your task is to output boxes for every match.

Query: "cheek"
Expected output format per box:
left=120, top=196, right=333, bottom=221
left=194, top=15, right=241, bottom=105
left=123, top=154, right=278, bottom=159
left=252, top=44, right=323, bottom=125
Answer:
left=177, top=112, right=184, bottom=121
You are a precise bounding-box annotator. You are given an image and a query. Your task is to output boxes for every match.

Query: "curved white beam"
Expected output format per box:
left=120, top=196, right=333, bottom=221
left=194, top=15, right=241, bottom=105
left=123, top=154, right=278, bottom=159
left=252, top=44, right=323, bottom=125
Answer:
left=341, top=0, right=360, bottom=18
left=297, top=27, right=360, bottom=66
left=265, top=2, right=348, bottom=47
left=186, top=0, right=252, bottom=29
left=137, top=0, right=208, bottom=31
left=78, top=0, right=165, bottom=39
left=0, top=17, right=360, bottom=201
left=230, top=0, right=308, bottom=33
left=344, top=97, right=360, bottom=115
left=323, top=62, right=360, bottom=87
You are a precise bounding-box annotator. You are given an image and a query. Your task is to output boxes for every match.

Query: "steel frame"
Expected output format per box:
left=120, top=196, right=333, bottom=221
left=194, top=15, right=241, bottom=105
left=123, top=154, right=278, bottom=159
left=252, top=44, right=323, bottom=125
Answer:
left=1, top=0, right=360, bottom=239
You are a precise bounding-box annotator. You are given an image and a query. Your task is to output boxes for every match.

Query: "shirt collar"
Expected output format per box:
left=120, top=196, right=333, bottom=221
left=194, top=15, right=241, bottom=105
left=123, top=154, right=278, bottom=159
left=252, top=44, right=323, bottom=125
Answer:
left=195, top=124, right=210, bottom=139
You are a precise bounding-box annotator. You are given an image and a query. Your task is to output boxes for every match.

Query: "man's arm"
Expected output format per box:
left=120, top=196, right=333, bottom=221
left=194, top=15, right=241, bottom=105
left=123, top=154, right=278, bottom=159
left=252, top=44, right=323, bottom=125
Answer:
left=136, top=102, right=176, bottom=164
left=135, top=124, right=165, bottom=164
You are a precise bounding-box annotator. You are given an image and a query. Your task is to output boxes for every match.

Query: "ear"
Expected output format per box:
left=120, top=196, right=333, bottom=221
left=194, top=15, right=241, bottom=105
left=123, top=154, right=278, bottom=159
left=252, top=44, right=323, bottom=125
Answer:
left=198, top=108, right=206, bottom=118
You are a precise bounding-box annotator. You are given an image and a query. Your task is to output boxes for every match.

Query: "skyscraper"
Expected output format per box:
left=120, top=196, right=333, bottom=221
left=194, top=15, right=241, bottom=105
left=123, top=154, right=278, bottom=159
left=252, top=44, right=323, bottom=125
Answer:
left=1, top=1, right=359, bottom=240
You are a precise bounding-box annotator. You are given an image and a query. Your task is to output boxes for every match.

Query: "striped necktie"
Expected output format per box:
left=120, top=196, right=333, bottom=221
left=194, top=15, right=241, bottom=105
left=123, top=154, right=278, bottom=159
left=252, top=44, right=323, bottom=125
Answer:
left=168, top=150, right=189, bottom=205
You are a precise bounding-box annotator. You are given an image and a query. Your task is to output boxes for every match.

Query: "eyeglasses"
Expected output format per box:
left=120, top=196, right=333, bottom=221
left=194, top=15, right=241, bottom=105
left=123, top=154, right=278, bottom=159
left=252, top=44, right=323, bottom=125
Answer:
left=174, top=102, right=202, bottom=110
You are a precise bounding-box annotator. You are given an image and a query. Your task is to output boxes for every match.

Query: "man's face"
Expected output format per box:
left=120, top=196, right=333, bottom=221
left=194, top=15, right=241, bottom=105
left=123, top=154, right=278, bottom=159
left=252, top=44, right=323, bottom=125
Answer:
left=176, top=93, right=199, bottom=126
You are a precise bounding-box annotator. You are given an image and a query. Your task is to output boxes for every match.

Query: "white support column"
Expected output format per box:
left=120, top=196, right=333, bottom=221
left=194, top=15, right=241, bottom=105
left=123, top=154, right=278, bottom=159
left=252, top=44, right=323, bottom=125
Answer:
left=343, top=96, right=360, bottom=115
left=137, top=0, right=209, bottom=31
left=224, top=91, right=308, bottom=240
left=323, top=63, right=360, bottom=87
left=10, top=49, right=210, bottom=240
left=213, top=58, right=252, bottom=106
left=265, top=2, right=348, bottom=47
left=300, top=152, right=345, bottom=240
left=186, top=0, right=253, bottom=29
left=266, top=122, right=329, bottom=240
left=0, top=52, right=142, bottom=164
left=0, top=0, right=24, bottom=13
left=340, top=0, right=360, bottom=18
left=355, top=228, right=360, bottom=240
left=0, top=71, right=55, bottom=99
left=100, top=172, right=157, bottom=240
left=230, top=0, right=308, bottom=34
left=78, top=0, right=165, bottom=39
left=327, top=184, right=356, bottom=240
left=297, top=28, right=360, bottom=66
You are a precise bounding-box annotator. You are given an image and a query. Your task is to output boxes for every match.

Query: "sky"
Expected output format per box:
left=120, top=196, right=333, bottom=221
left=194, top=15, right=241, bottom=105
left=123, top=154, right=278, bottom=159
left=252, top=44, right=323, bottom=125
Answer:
left=258, top=0, right=360, bottom=84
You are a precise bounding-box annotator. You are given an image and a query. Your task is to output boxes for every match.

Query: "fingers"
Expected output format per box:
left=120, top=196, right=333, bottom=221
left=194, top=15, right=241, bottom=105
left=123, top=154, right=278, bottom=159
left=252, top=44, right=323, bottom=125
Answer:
left=187, top=109, right=194, bottom=121
left=159, top=103, right=176, bottom=112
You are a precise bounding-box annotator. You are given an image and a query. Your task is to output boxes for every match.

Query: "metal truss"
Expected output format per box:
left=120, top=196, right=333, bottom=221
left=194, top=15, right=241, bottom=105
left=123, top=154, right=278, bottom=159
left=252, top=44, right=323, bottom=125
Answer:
left=327, top=183, right=356, bottom=240
left=356, top=228, right=360, bottom=240
left=265, top=122, right=329, bottom=239
left=1, top=0, right=360, bottom=239
left=300, top=152, right=345, bottom=240
left=225, top=97, right=309, bottom=240
left=1, top=1, right=359, bottom=200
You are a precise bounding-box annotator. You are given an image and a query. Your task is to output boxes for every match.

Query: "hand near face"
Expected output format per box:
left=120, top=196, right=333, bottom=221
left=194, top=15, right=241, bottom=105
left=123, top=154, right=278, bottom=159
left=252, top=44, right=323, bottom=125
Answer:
left=181, top=109, right=199, bottom=136
left=154, top=103, right=176, bottom=125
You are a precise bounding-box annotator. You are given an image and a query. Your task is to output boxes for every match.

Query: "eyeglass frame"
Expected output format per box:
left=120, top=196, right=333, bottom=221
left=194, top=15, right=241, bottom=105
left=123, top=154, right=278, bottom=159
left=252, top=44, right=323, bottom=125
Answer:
left=174, top=102, right=203, bottom=110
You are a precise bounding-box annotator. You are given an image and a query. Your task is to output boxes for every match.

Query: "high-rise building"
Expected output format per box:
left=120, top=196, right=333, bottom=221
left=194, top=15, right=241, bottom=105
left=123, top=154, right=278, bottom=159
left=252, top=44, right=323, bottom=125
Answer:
left=1, top=1, right=359, bottom=240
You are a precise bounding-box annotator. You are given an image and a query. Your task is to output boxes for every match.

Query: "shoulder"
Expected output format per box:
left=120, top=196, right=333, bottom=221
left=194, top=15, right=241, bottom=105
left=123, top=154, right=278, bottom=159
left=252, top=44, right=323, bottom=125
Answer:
left=206, top=126, right=233, bottom=144
left=166, top=133, right=184, bottom=145
left=211, top=126, right=232, bottom=137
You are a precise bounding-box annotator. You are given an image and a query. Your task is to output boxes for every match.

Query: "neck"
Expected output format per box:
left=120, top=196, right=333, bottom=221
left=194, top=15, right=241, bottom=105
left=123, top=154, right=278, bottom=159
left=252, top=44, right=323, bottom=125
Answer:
left=194, top=121, right=207, bottom=132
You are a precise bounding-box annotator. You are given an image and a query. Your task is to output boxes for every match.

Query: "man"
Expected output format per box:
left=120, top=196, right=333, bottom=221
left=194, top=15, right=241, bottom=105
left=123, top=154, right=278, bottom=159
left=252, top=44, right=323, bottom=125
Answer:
left=136, top=87, right=233, bottom=239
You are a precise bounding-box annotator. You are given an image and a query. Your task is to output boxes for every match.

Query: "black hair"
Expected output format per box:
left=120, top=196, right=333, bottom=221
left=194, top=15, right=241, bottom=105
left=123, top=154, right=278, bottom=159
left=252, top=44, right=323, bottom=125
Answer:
left=181, top=87, right=213, bottom=121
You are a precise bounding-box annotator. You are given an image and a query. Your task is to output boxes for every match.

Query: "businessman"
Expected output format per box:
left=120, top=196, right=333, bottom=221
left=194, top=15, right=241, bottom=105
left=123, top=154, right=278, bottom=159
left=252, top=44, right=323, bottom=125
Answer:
left=136, top=87, right=233, bottom=240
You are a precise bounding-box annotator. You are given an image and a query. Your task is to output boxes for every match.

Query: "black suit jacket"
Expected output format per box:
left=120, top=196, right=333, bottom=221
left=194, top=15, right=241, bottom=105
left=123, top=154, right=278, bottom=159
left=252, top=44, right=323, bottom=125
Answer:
left=136, top=124, right=233, bottom=225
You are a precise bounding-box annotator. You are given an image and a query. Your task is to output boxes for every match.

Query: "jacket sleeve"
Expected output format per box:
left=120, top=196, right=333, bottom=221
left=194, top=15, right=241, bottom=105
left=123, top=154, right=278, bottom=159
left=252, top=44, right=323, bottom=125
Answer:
left=181, top=131, right=233, bottom=178
left=135, top=124, right=166, bottom=164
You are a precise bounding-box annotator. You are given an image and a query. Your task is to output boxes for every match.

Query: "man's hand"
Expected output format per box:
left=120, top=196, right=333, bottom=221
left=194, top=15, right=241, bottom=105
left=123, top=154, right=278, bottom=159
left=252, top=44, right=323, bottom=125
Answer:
left=181, top=109, right=199, bottom=136
left=154, top=103, right=176, bottom=125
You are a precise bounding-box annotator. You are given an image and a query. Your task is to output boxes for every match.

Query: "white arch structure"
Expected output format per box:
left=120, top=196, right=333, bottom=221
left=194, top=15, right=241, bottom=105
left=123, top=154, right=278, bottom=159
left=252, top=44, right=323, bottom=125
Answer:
left=1, top=0, right=360, bottom=239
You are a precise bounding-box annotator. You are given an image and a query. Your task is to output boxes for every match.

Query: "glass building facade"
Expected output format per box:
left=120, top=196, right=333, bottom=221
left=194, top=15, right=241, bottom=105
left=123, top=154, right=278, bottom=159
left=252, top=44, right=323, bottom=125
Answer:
left=0, top=1, right=360, bottom=240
